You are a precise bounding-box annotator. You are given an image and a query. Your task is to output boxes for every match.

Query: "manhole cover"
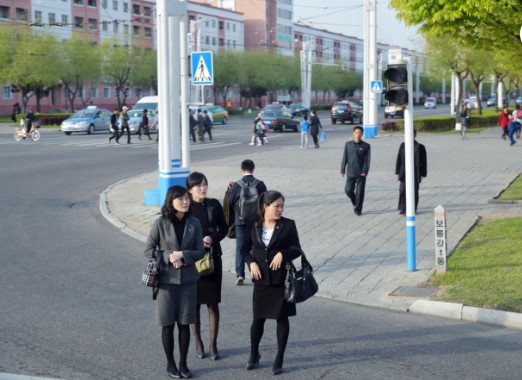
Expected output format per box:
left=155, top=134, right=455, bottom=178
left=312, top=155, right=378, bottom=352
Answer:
left=71, top=201, right=95, bottom=209
left=389, top=286, right=439, bottom=297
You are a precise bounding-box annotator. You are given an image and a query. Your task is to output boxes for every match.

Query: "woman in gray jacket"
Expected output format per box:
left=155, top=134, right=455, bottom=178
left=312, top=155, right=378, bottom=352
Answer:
left=145, top=185, right=205, bottom=379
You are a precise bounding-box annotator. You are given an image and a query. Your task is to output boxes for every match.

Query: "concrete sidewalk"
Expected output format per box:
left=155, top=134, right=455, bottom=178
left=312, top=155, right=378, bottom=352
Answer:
left=100, top=126, right=522, bottom=328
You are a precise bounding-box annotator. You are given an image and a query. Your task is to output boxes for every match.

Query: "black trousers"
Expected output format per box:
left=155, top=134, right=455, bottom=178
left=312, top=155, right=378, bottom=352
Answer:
left=398, top=180, right=420, bottom=213
left=345, top=176, right=366, bottom=213
left=118, top=125, right=131, bottom=144
left=109, top=127, right=118, bottom=141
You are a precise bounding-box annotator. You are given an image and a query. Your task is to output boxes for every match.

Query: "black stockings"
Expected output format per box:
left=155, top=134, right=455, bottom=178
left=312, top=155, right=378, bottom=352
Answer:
left=191, top=303, right=220, bottom=353
left=162, top=323, right=190, bottom=370
left=250, top=317, right=290, bottom=368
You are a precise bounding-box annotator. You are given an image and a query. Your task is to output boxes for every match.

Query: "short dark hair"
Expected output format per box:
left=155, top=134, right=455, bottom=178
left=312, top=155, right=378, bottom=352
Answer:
left=161, top=185, right=190, bottom=221
left=257, top=190, right=285, bottom=220
left=353, top=126, right=364, bottom=133
left=303, top=115, right=308, bottom=121
left=241, top=159, right=255, bottom=172
left=143, top=109, right=148, bottom=113
left=186, top=171, right=208, bottom=191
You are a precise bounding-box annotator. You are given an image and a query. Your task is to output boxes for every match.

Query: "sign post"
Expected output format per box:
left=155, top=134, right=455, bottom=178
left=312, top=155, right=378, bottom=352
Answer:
left=434, top=205, right=448, bottom=274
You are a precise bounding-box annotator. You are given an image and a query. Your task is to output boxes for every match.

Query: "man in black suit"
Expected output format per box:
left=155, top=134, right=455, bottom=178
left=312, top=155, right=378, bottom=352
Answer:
left=395, top=129, right=427, bottom=214
left=228, top=159, right=267, bottom=285
left=340, top=126, right=371, bottom=216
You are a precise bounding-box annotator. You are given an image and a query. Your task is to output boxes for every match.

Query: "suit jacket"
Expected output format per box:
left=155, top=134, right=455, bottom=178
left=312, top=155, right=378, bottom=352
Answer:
left=241, top=217, right=302, bottom=287
left=227, top=174, right=267, bottom=226
left=340, top=140, right=371, bottom=177
left=395, top=141, right=427, bottom=182
left=144, top=216, right=205, bottom=285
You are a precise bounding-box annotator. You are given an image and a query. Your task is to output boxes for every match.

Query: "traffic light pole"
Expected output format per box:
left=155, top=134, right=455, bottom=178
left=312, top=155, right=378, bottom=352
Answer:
left=404, top=58, right=416, bottom=271
left=362, top=0, right=378, bottom=139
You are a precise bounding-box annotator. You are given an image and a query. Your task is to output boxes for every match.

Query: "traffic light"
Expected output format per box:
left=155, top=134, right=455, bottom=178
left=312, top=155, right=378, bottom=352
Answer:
left=384, top=63, right=408, bottom=106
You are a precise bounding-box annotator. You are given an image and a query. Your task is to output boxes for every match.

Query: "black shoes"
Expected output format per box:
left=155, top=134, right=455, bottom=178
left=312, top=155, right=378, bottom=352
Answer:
left=195, top=350, right=205, bottom=359
left=167, top=365, right=181, bottom=379
left=246, top=353, right=260, bottom=370
left=179, top=365, right=191, bottom=379
left=209, top=346, right=219, bottom=361
left=272, top=367, right=283, bottom=375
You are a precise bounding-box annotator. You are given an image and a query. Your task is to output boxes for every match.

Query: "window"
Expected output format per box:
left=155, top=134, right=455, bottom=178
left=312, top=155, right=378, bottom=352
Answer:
left=79, top=86, right=84, bottom=98
left=88, top=0, right=97, bottom=6
left=219, top=38, right=224, bottom=46
left=123, top=24, right=129, bottom=34
left=113, top=0, right=118, bottom=11
left=16, top=8, right=27, bottom=21
left=74, top=16, right=83, bottom=28
left=62, top=14, right=68, bottom=24
left=88, top=18, right=96, bottom=30
left=133, top=25, right=140, bottom=36
left=211, top=20, right=215, bottom=28
left=144, top=27, right=152, bottom=38
left=34, top=10, right=42, bottom=23
left=104, top=87, right=110, bottom=98
left=0, top=6, right=9, bottom=19
left=226, top=22, right=229, bottom=31
left=135, top=88, right=141, bottom=99
left=3, top=86, right=12, bottom=99
left=102, top=0, right=107, bottom=9
left=48, top=13, right=56, bottom=24
left=74, top=0, right=83, bottom=4
left=124, top=88, right=130, bottom=97
left=102, top=21, right=108, bottom=31
left=233, top=23, right=236, bottom=32
left=123, top=2, right=128, bottom=12
left=113, top=21, right=119, bottom=33
left=133, top=4, right=140, bottom=15
left=205, top=36, right=209, bottom=45
left=219, top=20, right=224, bottom=30
left=144, top=7, right=151, bottom=22
left=90, top=87, right=98, bottom=98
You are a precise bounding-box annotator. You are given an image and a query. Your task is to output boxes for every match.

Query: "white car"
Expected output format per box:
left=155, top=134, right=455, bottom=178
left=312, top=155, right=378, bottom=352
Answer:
left=424, top=97, right=437, bottom=109
left=128, top=109, right=158, bottom=134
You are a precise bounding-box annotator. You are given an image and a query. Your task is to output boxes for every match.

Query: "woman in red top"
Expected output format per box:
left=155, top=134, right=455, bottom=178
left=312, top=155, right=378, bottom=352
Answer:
left=497, top=107, right=510, bottom=140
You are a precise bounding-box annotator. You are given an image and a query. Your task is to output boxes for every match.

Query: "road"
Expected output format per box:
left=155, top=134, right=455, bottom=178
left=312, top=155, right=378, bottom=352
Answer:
left=1, top=115, right=522, bottom=379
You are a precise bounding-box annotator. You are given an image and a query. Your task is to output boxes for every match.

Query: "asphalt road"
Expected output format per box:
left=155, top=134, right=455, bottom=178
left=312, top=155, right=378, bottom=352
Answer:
left=1, top=118, right=522, bottom=379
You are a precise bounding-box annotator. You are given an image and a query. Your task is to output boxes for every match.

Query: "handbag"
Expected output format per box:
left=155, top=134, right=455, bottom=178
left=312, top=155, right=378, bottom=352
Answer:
left=142, top=256, right=162, bottom=288
left=284, top=248, right=319, bottom=303
left=320, top=130, right=326, bottom=142
left=195, top=248, right=214, bottom=276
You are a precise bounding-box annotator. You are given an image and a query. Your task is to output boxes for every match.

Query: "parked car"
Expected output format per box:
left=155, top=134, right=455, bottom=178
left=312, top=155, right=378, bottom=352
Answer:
left=486, top=97, right=507, bottom=107
left=260, top=104, right=300, bottom=132
left=60, top=106, right=112, bottom=135
left=128, top=109, right=158, bottom=134
left=464, top=96, right=478, bottom=109
left=331, top=101, right=363, bottom=124
left=206, top=105, right=228, bottom=124
left=424, top=97, right=437, bottom=109
left=288, top=103, right=309, bottom=117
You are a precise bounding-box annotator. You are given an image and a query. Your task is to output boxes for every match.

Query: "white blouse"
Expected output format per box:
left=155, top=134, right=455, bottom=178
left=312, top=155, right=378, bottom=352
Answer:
left=261, top=228, right=274, bottom=246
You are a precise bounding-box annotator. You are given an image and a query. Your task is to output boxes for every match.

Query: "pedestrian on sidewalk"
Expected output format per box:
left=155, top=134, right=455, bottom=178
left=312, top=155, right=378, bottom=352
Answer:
left=108, top=108, right=119, bottom=144
left=507, top=115, right=518, bottom=146
left=512, top=104, right=522, bottom=139
left=241, top=190, right=303, bottom=376
left=340, top=126, right=371, bottom=216
left=227, top=159, right=267, bottom=285
left=309, top=109, right=322, bottom=148
left=117, top=105, right=131, bottom=144
left=497, top=106, right=510, bottom=140
left=186, top=172, right=228, bottom=362
left=395, top=129, right=427, bottom=215
left=144, top=185, right=205, bottom=380
left=139, top=109, right=152, bottom=140
left=197, top=109, right=206, bottom=142
left=189, top=110, right=197, bottom=143
left=299, top=115, right=309, bottom=148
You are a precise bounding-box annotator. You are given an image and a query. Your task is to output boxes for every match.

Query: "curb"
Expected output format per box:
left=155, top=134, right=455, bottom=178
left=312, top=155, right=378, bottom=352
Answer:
left=408, top=300, right=522, bottom=331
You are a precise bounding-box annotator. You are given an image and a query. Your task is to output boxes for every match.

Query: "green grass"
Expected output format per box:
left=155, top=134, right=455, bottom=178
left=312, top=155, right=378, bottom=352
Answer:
left=433, top=217, right=522, bottom=312
left=499, top=174, right=522, bottom=200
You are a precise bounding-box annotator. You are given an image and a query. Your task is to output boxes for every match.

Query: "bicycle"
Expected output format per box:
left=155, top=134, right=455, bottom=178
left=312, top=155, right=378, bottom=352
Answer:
left=14, top=124, right=40, bottom=142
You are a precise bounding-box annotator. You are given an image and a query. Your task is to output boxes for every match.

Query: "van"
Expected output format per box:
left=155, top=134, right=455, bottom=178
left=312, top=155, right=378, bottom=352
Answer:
left=129, top=96, right=158, bottom=133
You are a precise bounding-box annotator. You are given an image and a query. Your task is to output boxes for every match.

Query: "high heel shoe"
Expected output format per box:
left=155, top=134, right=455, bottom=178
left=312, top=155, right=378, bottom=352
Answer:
left=195, top=349, right=206, bottom=359
left=209, top=346, right=219, bottom=361
left=271, top=366, right=283, bottom=375
left=246, top=353, right=260, bottom=370
left=179, top=365, right=192, bottom=379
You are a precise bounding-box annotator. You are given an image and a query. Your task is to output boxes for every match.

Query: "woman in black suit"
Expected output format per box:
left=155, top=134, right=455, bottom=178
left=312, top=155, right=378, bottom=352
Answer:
left=186, top=172, right=228, bottom=361
left=145, top=185, right=205, bottom=379
left=241, top=190, right=302, bottom=376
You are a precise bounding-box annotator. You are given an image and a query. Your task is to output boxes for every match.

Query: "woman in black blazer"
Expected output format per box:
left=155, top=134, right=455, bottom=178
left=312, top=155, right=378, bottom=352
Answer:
left=145, top=185, right=205, bottom=379
left=241, top=190, right=302, bottom=376
left=186, top=172, right=228, bottom=361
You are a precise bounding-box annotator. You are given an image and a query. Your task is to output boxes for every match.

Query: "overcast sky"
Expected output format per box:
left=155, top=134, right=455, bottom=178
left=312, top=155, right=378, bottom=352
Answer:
left=292, top=0, right=423, bottom=51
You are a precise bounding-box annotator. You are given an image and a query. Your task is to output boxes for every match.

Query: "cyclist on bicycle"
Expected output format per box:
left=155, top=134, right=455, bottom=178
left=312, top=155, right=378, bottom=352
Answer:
left=24, top=108, right=36, bottom=137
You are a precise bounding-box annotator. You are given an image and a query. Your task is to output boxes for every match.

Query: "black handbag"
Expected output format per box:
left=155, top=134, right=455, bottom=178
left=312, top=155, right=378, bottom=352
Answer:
left=284, top=248, right=318, bottom=303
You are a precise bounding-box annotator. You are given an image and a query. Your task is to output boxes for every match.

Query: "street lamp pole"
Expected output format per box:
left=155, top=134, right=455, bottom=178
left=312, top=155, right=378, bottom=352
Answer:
left=189, top=18, right=208, bottom=104
left=300, top=40, right=313, bottom=109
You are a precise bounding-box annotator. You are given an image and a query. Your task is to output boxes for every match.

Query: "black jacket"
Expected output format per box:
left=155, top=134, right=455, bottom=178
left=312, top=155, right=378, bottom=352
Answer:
left=241, top=217, right=302, bottom=286
left=340, top=140, right=371, bottom=177
left=395, top=141, right=427, bottom=182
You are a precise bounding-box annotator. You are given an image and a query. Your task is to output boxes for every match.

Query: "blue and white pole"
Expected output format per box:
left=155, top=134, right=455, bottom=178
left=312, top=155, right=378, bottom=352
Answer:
left=145, top=0, right=190, bottom=206
left=404, top=58, right=416, bottom=271
left=363, top=0, right=378, bottom=139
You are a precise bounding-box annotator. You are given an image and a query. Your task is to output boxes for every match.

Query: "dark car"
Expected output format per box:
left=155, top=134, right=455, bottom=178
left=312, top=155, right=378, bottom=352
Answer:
left=288, top=103, right=309, bottom=117
left=331, top=101, right=363, bottom=124
left=260, top=104, right=300, bottom=132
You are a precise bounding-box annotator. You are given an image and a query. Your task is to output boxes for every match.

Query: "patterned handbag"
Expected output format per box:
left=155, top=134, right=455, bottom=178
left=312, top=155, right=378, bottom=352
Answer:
left=142, top=256, right=161, bottom=287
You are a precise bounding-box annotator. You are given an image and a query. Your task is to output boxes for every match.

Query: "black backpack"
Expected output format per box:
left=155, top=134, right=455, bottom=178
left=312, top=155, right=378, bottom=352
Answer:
left=236, top=179, right=260, bottom=221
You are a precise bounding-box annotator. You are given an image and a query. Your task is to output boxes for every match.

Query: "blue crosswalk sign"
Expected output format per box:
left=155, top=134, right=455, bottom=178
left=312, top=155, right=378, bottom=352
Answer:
left=370, top=80, right=383, bottom=93
left=191, top=51, right=213, bottom=85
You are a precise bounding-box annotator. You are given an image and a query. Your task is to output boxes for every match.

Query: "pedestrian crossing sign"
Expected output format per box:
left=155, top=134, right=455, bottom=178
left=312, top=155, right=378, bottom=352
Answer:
left=370, top=80, right=383, bottom=93
left=191, top=51, right=213, bottom=85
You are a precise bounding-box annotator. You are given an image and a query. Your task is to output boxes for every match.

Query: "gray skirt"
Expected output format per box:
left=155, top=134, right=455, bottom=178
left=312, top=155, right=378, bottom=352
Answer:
left=156, top=282, right=197, bottom=326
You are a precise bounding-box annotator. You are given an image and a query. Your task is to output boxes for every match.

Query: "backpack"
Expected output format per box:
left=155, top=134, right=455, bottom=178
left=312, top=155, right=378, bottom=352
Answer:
left=236, top=179, right=260, bottom=221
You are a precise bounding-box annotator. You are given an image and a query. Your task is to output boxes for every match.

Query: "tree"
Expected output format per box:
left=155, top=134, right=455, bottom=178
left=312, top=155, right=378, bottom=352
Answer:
left=130, top=45, right=157, bottom=96
left=60, top=32, right=102, bottom=111
left=101, top=38, right=134, bottom=108
left=467, top=49, right=495, bottom=114
left=213, top=50, right=240, bottom=106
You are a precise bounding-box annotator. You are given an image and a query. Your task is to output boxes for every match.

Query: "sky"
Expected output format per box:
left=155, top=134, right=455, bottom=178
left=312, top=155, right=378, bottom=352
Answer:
left=292, top=0, right=423, bottom=51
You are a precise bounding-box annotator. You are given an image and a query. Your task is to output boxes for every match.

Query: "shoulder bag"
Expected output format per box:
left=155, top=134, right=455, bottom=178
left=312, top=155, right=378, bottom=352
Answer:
left=284, top=248, right=319, bottom=303
left=142, top=255, right=162, bottom=288
left=195, top=201, right=215, bottom=276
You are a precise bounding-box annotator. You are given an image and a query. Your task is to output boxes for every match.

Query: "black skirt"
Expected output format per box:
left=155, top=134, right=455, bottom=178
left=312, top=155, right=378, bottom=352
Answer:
left=253, top=283, right=296, bottom=319
left=196, top=254, right=222, bottom=305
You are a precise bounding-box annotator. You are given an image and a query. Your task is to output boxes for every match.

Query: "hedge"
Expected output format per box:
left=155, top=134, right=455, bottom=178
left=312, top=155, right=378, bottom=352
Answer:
left=390, top=113, right=499, bottom=132
left=14, top=113, right=72, bottom=126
